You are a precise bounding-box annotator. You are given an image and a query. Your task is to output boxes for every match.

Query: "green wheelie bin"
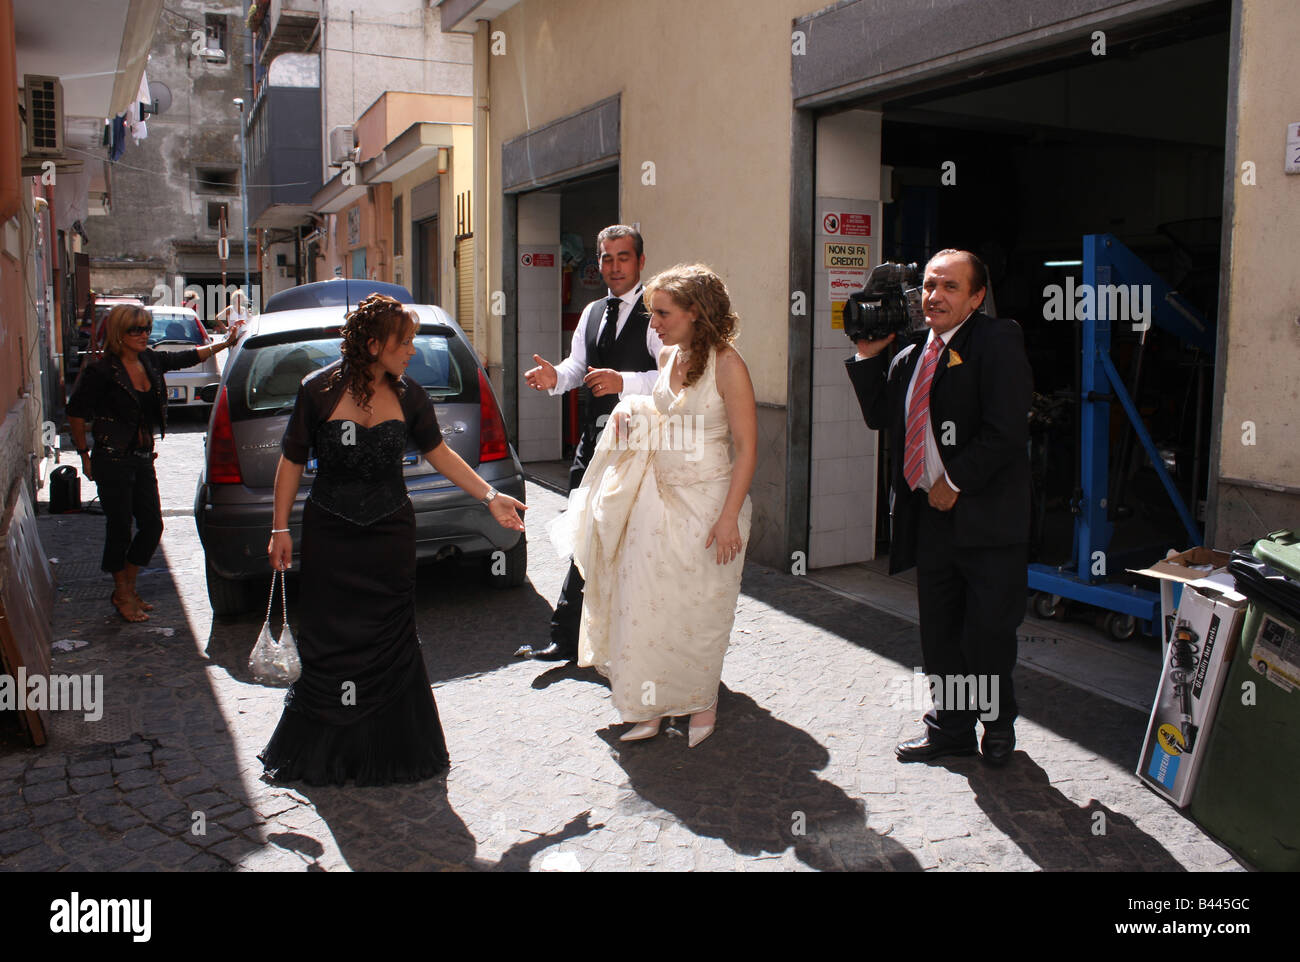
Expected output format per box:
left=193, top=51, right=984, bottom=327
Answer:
left=1189, top=530, right=1300, bottom=870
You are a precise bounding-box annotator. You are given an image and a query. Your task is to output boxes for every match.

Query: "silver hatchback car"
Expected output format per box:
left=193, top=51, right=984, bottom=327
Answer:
left=193, top=281, right=527, bottom=615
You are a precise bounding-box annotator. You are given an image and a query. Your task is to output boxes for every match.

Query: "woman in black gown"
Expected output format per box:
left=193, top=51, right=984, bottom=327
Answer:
left=260, top=294, right=525, bottom=786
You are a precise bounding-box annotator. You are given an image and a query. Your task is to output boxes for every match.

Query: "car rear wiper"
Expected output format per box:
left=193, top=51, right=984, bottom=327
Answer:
left=152, top=339, right=201, bottom=346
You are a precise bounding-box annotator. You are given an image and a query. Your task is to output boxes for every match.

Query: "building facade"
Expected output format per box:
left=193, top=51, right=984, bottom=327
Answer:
left=440, top=0, right=1299, bottom=571
left=86, top=0, right=257, bottom=318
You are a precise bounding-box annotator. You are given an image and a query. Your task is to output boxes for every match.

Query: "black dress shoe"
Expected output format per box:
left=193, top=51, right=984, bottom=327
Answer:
left=980, top=728, right=1016, bottom=767
left=895, top=732, right=977, bottom=763
left=514, top=641, right=576, bottom=662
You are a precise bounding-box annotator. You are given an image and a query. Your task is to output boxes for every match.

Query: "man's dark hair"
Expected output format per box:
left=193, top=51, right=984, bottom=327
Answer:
left=597, top=224, right=644, bottom=258
left=926, top=248, right=988, bottom=295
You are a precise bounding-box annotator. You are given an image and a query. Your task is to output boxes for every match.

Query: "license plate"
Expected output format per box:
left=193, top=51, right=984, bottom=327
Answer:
left=168, top=387, right=183, bottom=400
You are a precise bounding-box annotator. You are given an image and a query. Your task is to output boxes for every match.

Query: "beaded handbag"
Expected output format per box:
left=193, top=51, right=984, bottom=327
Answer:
left=249, top=569, right=302, bottom=685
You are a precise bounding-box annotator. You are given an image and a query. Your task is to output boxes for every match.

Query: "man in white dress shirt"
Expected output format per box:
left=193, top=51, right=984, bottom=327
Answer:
left=516, top=225, right=664, bottom=661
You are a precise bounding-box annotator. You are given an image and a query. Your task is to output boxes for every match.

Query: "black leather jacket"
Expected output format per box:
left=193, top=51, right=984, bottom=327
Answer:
left=280, top=359, right=444, bottom=465
left=67, top=348, right=202, bottom=455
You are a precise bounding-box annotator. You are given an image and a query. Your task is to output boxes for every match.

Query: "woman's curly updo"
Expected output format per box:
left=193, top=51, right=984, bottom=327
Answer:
left=333, top=293, right=416, bottom=408
left=642, top=264, right=739, bottom=389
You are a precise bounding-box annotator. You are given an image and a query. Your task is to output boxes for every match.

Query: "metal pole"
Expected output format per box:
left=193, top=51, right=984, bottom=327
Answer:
left=237, top=103, right=250, bottom=296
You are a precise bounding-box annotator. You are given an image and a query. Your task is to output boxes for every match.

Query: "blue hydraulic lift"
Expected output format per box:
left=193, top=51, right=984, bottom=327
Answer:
left=1027, top=234, right=1214, bottom=639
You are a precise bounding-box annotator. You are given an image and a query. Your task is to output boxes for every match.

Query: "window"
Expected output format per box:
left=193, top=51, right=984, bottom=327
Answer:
left=207, top=202, right=230, bottom=231
left=204, top=14, right=228, bottom=63
left=196, top=167, right=238, bottom=195
left=393, top=195, right=404, bottom=256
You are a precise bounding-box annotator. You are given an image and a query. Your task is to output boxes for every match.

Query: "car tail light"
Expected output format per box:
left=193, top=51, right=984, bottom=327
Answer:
left=208, top=386, right=243, bottom=483
left=478, top=369, right=508, bottom=463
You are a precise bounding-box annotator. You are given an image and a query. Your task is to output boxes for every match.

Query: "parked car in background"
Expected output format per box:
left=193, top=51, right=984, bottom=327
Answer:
left=193, top=280, right=527, bottom=615
left=145, top=305, right=220, bottom=408
left=67, top=294, right=144, bottom=386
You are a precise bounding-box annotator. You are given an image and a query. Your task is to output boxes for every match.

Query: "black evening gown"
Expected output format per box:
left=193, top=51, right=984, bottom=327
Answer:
left=260, top=419, right=449, bottom=786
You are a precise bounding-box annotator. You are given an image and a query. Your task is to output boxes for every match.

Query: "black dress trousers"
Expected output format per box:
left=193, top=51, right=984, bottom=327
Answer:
left=914, top=493, right=1025, bottom=738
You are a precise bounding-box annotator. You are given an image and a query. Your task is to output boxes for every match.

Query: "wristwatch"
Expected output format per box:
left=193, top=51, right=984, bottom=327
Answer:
left=479, top=487, right=498, bottom=506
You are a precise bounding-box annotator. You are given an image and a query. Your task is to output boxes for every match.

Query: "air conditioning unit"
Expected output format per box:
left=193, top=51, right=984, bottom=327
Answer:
left=328, top=125, right=356, bottom=166
left=23, top=75, right=65, bottom=158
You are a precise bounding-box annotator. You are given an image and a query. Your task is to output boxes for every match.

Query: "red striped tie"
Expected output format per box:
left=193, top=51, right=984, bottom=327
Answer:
left=903, top=338, right=945, bottom=491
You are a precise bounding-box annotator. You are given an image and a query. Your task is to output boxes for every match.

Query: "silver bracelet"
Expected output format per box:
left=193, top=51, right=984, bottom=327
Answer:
left=271, top=528, right=289, bottom=534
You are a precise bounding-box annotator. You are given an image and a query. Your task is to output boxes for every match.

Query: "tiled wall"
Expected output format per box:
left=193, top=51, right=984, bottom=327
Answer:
left=810, top=196, right=880, bottom=568
left=515, top=194, right=562, bottom=463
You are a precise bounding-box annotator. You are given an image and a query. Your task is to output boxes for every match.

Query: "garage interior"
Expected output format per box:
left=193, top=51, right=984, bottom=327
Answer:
left=513, top=169, right=619, bottom=469
left=809, top=1, right=1231, bottom=706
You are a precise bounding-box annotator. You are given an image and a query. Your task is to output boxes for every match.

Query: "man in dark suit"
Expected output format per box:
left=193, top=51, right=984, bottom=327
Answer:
left=846, top=249, right=1032, bottom=766
left=515, top=225, right=664, bottom=661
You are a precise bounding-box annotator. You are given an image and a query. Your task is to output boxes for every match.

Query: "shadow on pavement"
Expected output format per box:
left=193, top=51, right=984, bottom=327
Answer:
left=600, top=686, right=922, bottom=871
left=286, top=779, right=599, bottom=871
left=966, top=754, right=1189, bottom=871
left=0, top=501, right=272, bottom=871
left=739, top=563, right=1152, bottom=772
left=200, top=555, right=556, bottom=688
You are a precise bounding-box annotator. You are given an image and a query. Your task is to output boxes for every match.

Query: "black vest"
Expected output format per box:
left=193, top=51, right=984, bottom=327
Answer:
left=580, top=294, right=656, bottom=436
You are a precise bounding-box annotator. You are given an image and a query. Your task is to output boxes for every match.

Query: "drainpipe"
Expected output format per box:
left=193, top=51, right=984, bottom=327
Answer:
left=473, top=19, right=490, bottom=370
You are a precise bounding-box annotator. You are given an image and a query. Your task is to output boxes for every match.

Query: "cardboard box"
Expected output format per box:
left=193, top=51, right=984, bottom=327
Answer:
left=1137, top=573, right=1246, bottom=806
left=1129, top=547, right=1233, bottom=649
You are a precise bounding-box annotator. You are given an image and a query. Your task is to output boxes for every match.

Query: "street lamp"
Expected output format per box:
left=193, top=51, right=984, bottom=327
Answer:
left=232, top=97, right=250, bottom=299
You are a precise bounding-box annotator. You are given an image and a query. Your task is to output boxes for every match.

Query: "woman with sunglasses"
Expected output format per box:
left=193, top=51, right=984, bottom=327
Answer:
left=67, top=304, right=240, bottom=622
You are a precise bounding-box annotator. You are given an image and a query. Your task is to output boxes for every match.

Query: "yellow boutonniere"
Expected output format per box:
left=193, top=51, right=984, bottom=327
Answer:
left=947, top=350, right=963, bottom=368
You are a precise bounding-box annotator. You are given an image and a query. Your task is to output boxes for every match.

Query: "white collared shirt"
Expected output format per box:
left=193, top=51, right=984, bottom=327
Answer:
left=550, top=285, right=664, bottom=398
left=901, top=318, right=969, bottom=493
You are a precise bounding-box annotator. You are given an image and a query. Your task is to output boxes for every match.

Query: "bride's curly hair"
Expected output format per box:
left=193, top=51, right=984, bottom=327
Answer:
left=642, top=264, right=739, bottom=388
left=332, top=293, right=417, bottom=408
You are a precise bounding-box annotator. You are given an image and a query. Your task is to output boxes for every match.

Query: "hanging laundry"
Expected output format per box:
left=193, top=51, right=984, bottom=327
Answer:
left=110, top=115, right=126, bottom=162
left=128, top=70, right=151, bottom=144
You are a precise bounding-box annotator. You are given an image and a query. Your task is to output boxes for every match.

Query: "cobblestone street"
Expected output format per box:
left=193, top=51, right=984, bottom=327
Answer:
left=0, top=419, right=1240, bottom=872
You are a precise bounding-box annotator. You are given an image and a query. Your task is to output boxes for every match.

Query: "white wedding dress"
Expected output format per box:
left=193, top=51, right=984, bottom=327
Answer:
left=551, top=346, right=752, bottom=722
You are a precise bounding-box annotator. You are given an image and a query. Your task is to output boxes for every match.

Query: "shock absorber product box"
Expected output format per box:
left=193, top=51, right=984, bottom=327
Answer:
left=1136, top=573, right=1247, bottom=807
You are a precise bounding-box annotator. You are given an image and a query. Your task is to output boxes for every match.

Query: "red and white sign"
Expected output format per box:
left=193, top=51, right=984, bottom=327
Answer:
left=520, top=252, right=555, bottom=267
left=824, top=212, right=871, bottom=237
left=828, top=269, right=867, bottom=297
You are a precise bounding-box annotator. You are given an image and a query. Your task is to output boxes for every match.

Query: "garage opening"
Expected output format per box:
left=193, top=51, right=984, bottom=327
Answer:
left=513, top=169, right=619, bottom=470
left=869, top=5, right=1230, bottom=593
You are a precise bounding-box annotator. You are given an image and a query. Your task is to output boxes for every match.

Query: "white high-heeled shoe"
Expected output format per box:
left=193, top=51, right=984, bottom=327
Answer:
left=688, top=701, right=718, bottom=748
left=620, top=717, right=663, bottom=741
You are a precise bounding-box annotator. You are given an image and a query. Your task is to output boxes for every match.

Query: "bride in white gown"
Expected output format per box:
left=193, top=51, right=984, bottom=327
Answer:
left=550, top=264, right=757, bottom=747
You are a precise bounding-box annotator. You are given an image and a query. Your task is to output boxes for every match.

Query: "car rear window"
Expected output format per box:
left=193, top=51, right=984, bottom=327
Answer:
left=232, top=332, right=474, bottom=417
left=149, top=313, right=206, bottom=345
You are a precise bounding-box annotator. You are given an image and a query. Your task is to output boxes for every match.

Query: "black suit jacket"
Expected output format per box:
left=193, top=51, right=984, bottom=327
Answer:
left=846, top=311, right=1033, bottom=574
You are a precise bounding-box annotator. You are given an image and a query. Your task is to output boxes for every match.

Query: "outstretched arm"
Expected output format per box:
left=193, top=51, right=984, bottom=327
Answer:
left=425, top=442, right=526, bottom=532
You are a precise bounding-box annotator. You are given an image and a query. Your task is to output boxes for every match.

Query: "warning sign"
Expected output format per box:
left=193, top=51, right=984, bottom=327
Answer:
left=828, top=269, right=867, bottom=300
left=824, top=242, right=869, bottom=269
left=827, top=267, right=869, bottom=331
left=520, top=252, right=555, bottom=267
left=823, top=212, right=871, bottom=237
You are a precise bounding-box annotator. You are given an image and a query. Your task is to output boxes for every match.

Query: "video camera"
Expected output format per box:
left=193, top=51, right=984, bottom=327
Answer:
left=842, top=262, right=925, bottom=343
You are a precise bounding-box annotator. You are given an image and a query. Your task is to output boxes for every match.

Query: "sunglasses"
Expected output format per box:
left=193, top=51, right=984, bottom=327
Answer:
left=126, top=325, right=151, bottom=336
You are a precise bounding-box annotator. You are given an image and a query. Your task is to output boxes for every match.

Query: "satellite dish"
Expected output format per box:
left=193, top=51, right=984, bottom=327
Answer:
left=147, top=81, right=172, bottom=115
